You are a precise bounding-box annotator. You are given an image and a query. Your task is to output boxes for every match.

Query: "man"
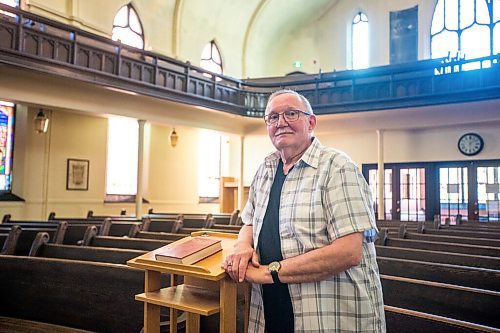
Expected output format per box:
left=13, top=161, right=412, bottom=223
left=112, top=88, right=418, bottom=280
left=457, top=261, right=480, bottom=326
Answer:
left=222, top=89, right=386, bottom=332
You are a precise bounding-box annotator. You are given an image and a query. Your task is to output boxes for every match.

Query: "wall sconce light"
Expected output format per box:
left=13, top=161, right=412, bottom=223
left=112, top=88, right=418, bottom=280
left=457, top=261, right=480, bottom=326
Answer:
left=34, top=109, right=49, bottom=134
left=170, top=128, right=178, bottom=147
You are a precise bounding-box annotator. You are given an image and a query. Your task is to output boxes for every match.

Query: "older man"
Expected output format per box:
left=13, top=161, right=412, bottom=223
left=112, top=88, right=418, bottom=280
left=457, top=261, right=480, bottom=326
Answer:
left=222, top=89, right=385, bottom=332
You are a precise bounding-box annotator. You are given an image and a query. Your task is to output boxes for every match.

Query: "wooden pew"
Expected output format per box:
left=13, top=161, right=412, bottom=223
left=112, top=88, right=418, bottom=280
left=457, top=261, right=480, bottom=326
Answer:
left=143, top=218, right=180, bottom=233
left=1, top=221, right=99, bottom=246
left=30, top=231, right=146, bottom=264
left=384, top=306, right=499, bottom=333
left=398, top=225, right=500, bottom=247
left=385, top=237, right=500, bottom=257
left=0, top=233, right=7, bottom=251
left=135, top=231, right=187, bottom=241
left=378, top=229, right=500, bottom=257
left=107, top=221, right=142, bottom=237
left=375, top=245, right=500, bottom=270
left=82, top=226, right=172, bottom=251
left=381, top=275, right=500, bottom=328
left=0, top=255, right=146, bottom=333
left=421, top=228, right=500, bottom=240
left=377, top=257, right=500, bottom=291
left=0, top=226, right=58, bottom=255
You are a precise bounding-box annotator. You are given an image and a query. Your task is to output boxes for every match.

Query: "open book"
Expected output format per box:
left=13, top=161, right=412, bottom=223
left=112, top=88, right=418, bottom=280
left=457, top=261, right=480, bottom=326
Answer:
left=155, top=237, right=222, bottom=265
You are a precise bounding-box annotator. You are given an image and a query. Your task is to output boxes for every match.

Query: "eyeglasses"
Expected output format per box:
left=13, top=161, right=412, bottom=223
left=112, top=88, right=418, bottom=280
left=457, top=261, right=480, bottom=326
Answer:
left=263, top=109, right=311, bottom=125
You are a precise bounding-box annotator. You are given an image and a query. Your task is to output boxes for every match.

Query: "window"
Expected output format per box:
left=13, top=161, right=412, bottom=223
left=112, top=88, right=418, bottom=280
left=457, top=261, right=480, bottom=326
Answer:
left=0, top=101, right=14, bottom=192
left=112, top=4, right=144, bottom=49
left=198, top=130, right=222, bottom=200
left=106, top=117, right=138, bottom=195
left=431, top=0, right=499, bottom=66
left=390, top=6, right=418, bottom=64
left=0, top=0, right=18, bottom=17
left=200, top=40, right=223, bottom=76
left=352, top=12, right=369, bottom=69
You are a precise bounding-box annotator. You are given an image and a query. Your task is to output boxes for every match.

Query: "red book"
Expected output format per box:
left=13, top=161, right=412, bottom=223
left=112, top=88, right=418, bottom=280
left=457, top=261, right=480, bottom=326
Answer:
left=155, top=237, right=222, bottom=265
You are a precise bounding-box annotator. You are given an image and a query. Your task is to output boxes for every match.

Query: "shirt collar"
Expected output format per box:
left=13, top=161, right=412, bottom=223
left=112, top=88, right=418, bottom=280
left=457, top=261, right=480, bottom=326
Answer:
left=264, top=137, right=322, bottom=169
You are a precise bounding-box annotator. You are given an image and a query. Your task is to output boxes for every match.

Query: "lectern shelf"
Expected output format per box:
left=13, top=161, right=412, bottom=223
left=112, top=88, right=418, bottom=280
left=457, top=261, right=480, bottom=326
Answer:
left=127, top=231, right=243, bottom=333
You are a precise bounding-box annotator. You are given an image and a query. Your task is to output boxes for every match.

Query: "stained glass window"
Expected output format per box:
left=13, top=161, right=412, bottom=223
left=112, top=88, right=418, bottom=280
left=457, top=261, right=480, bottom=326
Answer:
left=0, top=101, right=15, bottom=192
left=112, top=4, right=144, bottom=49
left=200, top=40, right=223, bottom=75
left=352, top=12, right=369, bottom=69
left=431, top=0, right=499, bottom=61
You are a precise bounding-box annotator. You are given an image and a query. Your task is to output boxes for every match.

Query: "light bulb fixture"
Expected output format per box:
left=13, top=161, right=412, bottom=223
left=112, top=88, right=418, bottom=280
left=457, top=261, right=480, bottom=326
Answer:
left=170, top=128, right=178, bottom=147
left=34, top=109, right=49, bottom=134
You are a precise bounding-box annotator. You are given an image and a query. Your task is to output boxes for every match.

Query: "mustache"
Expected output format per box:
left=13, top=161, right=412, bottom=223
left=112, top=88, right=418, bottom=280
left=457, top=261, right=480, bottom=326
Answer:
left=275, top=129, right=294, bottom=136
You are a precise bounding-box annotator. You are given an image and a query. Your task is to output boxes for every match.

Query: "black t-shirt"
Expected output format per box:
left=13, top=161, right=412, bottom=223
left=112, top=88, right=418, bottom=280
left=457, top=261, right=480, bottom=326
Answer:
left=258, top=159, right=294, bottom=333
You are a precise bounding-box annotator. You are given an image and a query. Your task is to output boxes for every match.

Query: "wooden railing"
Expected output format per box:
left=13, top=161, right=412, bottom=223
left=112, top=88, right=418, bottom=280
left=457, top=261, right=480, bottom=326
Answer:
left=1, top=3, right=499, bottom=118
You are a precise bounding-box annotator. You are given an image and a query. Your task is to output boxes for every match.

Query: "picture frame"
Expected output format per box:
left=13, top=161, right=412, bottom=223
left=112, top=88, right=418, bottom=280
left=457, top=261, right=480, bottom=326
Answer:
left=66, top=159, right=89, bottom=191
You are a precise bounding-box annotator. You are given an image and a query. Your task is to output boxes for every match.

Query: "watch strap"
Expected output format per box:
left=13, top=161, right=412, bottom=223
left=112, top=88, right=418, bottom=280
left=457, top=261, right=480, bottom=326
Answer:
left=270, top=270, right=281, bottom=284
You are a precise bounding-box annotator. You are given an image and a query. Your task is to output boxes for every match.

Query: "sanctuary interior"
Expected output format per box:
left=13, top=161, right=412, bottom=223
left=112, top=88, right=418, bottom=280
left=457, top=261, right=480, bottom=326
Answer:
left=0, top=1, right=500, bottom=332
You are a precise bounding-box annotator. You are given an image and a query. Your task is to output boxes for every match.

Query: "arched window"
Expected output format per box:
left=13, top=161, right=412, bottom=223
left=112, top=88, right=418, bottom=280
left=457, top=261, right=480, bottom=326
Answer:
left=106, top=117, right=138, bottom=195
left=352, top=12, right=369, bottom=69
left=200, top=40, right=223, bottom=75
left=431, top=0, right=499, bottom=61
left=0, top=101, right=15, bottom=192
left=112, top=4, right=144, bottom=49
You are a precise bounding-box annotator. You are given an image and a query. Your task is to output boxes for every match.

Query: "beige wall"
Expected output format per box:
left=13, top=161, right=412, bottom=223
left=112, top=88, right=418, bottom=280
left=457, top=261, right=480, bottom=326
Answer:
left=21, top=0, right=440, bottom=78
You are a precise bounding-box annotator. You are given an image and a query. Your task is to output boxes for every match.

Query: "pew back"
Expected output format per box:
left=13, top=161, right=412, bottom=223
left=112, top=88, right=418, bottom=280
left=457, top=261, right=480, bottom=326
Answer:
left=0, top=256, right=145, bottom=333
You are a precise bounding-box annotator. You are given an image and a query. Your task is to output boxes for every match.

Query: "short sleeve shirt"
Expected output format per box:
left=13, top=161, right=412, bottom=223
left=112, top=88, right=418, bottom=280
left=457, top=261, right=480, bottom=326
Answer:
left=241, top=138, right=386, bottom=333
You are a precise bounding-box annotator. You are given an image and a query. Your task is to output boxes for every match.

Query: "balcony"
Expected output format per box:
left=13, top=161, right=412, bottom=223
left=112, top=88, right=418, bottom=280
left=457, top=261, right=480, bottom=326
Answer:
left=1, top=3, right=499, bottom=118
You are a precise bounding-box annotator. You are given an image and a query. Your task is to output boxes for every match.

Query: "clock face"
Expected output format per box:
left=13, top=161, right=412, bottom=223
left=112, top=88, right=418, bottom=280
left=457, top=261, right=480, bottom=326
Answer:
left=458, top=133, right=484, bottom=156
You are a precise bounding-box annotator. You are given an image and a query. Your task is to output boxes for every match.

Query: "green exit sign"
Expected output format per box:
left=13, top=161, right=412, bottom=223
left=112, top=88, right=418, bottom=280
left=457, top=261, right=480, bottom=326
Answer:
left=293, top=61, right=302, bottom=68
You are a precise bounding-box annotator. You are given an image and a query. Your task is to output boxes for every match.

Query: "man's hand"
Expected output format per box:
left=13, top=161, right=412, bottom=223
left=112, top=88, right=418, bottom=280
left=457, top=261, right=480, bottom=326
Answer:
left=222, top=241, right=260, bottom=282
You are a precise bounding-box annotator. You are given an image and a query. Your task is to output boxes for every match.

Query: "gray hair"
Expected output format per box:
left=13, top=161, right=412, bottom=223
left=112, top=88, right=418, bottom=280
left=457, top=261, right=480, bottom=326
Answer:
left=265, top=89, right=314, bottom=115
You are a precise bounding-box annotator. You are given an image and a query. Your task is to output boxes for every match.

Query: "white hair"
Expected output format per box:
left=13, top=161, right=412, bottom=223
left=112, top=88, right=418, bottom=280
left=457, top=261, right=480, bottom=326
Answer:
left=265, top=89, right=314, bottom=114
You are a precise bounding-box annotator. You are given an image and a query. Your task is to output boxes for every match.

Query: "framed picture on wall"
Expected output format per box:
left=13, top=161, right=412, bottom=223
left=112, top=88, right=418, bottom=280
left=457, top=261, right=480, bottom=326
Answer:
left=66, top=159, right=89, bottom=191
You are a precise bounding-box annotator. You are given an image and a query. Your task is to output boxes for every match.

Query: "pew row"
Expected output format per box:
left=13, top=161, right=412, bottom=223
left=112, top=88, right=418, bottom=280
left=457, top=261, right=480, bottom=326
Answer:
left=384, top=306, right=500, bottom=333
left=377, top=256, right=500, bottom=291
left=381, top=274, right=500, bottom=328
left=378, top=229, right=500, bottom=257
left=82, top=226, right=172, bottom=251
left=375, top=245, right=500, bottom=270
left=29, top=232, right=146, bottom=264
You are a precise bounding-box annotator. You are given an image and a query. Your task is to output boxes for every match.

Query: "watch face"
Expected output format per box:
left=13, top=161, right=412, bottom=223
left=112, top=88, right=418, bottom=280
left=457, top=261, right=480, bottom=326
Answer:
left=458, top=133, right=484, bottom=156
left=268, top=261, right=281, bottom=272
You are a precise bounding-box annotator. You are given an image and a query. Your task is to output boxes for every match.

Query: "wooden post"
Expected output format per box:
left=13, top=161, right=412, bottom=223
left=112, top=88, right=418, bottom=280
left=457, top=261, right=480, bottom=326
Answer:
left=144, top=270, right=161, bottom=333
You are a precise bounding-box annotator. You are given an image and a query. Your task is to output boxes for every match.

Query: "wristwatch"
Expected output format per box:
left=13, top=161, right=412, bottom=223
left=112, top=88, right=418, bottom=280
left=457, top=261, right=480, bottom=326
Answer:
left=268, top=261, right=281, bottom=284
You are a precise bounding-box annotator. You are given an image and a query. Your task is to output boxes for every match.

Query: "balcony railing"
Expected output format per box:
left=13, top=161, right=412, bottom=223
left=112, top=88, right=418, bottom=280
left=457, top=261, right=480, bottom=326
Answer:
left=1, top=3, right=499, bottom=117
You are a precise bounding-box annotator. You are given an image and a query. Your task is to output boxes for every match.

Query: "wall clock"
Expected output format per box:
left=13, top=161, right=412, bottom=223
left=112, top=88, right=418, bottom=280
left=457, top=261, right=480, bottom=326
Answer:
left=458, top=133, right=484, bottom=156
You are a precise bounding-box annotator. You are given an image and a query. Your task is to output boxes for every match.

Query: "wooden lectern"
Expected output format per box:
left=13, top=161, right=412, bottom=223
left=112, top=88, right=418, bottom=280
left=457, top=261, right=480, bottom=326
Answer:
left=127, top=231, right=248, bottom=333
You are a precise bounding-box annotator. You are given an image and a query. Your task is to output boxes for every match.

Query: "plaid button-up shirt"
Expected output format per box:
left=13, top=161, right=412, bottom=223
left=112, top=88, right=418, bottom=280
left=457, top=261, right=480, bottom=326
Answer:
left=242, top=138, right=386, bottom=332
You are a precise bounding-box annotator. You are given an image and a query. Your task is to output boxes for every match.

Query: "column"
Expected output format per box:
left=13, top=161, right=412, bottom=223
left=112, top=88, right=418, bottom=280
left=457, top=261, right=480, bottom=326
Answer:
left=136, top=119, right=146, bottom=218
left=377, top=130, right=385, bottom=221
left=238, top=136, right=245, bottom=210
